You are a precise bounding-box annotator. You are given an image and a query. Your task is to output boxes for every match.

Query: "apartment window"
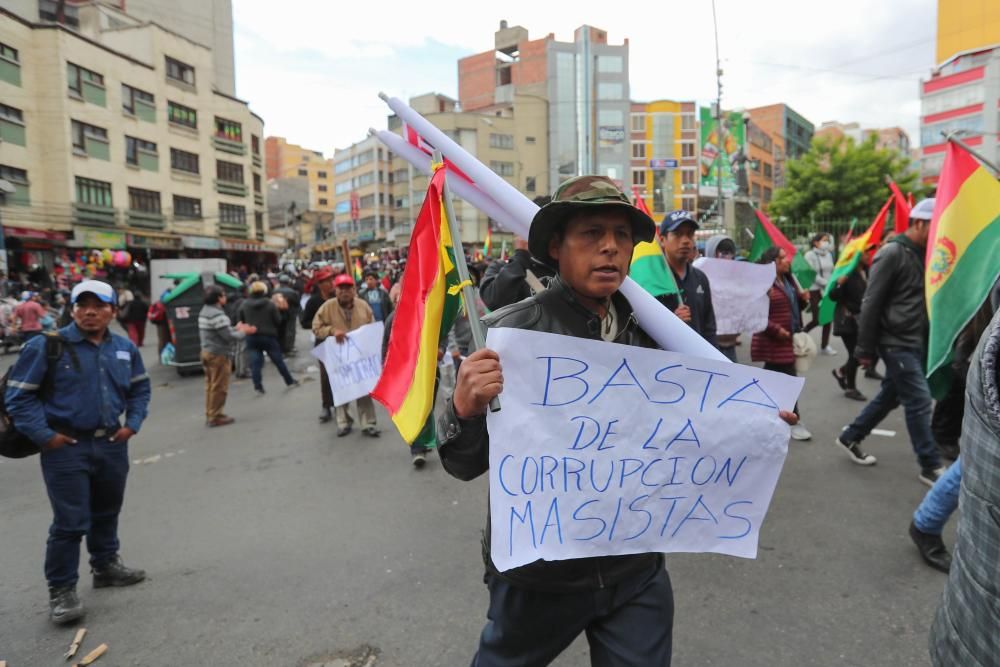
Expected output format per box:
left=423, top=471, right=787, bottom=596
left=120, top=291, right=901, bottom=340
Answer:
left=525, top=136, right=536, bottom=144
left=216, top=160, right=244, bottom=184
left=125, top=136, right=157, bottom=165
left=763, top=187, right=772, bottom=202
left=681, top=143, right=695, bottom=158
left=298, top=169, right=308, bottom=176
left=219, top=203, right=246, bottom=225
left=335, top=181, right=352, bottom=195
left=214, top=116, right=242, bottom=142
left=0, top=165, right=27, bottom=205
left=490, top=161, right=514, bottom=177
left=173, top=195, right=202, bottom=219
left=39, top=0, right=80, bottom=26
left=632, top=169, right=646, bottom=187
left=335, top=159, right=351, bottom=174
left=317, top=184, right=328, bottom=192
left=167, top=101, right=197, bottom=128
left=632, top=143, right=647, bottom=159
left=0, top=42, right=18, bottom=63
left=165, top=56, right=195, bottom=85
left=752, top=183, right=761, bottom=199
left=0, top=103, right=23, bottom=123
left=597, top=83, right=623, bottom=100
left=71, top=120, right=108, bottom=152
left=75, top=177, right=113, bottom=207
left=128, top=187, right=161, bottom=213
left=763, top=162, right=773, bottom=179
left=121, top=84, right=154, bottom=115
left=254, top=211, right=264, bottom=233
left=597, top=55, right=623, bottom=73
left=489, top=133, right=514, bottom=149
left=251, top=134, right=260, bottom=155
left=319, top=198, right=328, bottom=206
left=317, top=170, right=327, bottom=179
left=253, top=173, right=261, bottom=193
left=681, top=169, right=696, bottom=186
left=359, top=194, right=375, bottom=208
left=681, top=114, right=695, bottom=131
left=67, top=62, right=103, bottom=96
left=170, top=148, right=199, bottom=174
left=525, top=176, right=536, bottom=193
left=631, top=114, right=646, bottom=133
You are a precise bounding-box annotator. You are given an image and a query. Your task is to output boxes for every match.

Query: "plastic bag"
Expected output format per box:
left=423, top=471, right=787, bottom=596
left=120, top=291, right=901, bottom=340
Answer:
left=160, top=342, right=176, bottom=366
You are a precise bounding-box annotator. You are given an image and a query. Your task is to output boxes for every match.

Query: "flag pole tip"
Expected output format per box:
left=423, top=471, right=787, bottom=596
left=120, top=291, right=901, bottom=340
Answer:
left=377, top=92, right=390, bottom=102
left=367, top=128, right=377, bottom=136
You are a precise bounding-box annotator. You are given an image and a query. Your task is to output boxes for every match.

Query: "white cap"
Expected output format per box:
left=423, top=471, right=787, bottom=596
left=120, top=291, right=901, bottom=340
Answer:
left=71, top=280, right=117, bottom=305
left=910, top=198, right=936, bottom=221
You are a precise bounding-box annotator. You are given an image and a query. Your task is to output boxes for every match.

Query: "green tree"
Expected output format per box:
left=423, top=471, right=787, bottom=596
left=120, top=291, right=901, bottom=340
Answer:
left=769, top=134, right=920, bottom=224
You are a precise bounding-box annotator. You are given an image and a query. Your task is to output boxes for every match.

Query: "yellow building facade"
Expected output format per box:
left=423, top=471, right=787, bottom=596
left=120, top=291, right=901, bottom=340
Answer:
left=629, top=100, right=698, bottom=216
left=937, top=0, right=1000, bottom=64
left=264, top=136, right=335, bottom=213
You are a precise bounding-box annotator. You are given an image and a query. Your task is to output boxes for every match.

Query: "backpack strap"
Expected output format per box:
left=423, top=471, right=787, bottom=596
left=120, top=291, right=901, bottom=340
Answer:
left=39, top=333, right=79, bottom=399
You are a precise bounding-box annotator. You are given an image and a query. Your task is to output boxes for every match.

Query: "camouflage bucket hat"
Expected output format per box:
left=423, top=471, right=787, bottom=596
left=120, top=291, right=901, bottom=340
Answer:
left=528, top=175, right=656, bottom=266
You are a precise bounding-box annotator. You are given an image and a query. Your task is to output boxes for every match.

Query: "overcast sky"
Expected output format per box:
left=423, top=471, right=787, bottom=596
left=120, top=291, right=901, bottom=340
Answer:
left=232, top=0, right=936, bottom=156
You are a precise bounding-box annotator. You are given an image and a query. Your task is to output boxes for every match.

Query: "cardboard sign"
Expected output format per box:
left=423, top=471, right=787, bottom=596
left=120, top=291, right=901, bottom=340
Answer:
left=311, top=322, right=385, bottom=406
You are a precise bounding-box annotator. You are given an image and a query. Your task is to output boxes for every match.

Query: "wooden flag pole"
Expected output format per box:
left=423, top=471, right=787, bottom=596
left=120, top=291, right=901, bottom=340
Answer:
left=435, top=150, right=500, bottom=413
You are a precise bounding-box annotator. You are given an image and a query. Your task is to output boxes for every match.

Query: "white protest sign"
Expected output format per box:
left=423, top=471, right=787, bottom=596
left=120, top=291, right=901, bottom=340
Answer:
left=694, top=257, right=775, bottom=335
left=485, top=327, right=803, bottom=572
left=311, top=321, right=385, bottom=407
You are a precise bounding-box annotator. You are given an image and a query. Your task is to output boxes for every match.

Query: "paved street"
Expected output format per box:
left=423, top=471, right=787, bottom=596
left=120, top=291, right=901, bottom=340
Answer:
left=0, top=328, right=953, bottom=666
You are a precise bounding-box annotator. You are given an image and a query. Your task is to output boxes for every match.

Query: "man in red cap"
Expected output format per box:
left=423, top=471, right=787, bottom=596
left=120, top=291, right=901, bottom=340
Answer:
left=312, top=273, right=379, bottom=437
left=300, top=266, right=337, bottom=422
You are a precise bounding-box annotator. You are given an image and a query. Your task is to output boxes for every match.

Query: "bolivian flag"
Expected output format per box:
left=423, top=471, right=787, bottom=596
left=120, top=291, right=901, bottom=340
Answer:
left=371, top=166, right=462, bottom=443
left=354, top=258, right=364, bottom=283
left=482, top=226, right=492, bottom=259
left=629, top=190, right=678, bottom=298
left=817, top=198, right=890, bottom=326
left=748, top=209, right=815, bottom=291
left=925, top=142, right=1000, bottom=385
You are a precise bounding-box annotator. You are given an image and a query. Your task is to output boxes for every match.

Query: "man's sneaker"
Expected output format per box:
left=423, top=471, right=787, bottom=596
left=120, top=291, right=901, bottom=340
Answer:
left=285, top=380, right=301, bottom=389
left=412, top=452, right=427, bottom=468
left=49, top=586, right=84, bottom=624
left=864, top=368, right=885, bottom=381
left=790, top=423, right=812, bottom=441
left=831, top=368, right=848, bottom=390
left=834, top=436, right=877, bottom=465
left=318, top=408, right=333, bottom=423
left=821, top=346, right=838, bottom=356
left=844, top=388, right=867, bottom=401
left=362, top=426, right=381, bottom=438
left=909, top=521, right=951, bottom=573
left=336, top=426, right=352, bottom=437
left=92, top=555, right=146, bottom=588
left=919, top=466, right=948, bottom=488
left=208, top=415, right=235, bottom=427
left=254, top=388, right=266, bottom=396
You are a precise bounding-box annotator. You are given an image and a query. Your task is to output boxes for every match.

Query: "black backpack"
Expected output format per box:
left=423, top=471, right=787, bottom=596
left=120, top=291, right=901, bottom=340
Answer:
left=0, top=334, right=79, bottom=458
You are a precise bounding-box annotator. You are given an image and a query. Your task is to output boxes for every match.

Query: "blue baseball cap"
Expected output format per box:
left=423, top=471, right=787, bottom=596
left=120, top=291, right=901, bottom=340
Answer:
left=71, top=280, right=117, bottom=305
left=660, top=209, right=700, bottom=234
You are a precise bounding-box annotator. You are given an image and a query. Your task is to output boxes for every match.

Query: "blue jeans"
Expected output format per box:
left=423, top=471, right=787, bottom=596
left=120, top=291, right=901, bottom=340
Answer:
left=842, top=346, right=941, bottom=471
left=473, top=564, right=673, bottom=666
left=40, top=435, right=130, bottom=588
left=245, top=334, right=295, bottom=391
left=913, top=457, right=962, bottom=534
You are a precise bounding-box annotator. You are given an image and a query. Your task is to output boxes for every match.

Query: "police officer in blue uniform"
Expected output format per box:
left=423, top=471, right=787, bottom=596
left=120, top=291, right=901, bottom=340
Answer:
left=6, top=279, right=152, bottom=624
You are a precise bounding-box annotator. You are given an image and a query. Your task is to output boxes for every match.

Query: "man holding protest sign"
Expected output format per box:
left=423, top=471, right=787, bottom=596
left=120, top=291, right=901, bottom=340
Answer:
left=438, top=176, right=799, bottom=666
left=313, top=274, right=380, bottom=438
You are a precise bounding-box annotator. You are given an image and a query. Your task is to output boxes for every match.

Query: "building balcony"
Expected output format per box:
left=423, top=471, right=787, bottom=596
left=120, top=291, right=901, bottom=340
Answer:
left=213, top=135, right=246, bottom=155
left=73, top=203, right=118, bottom=228
left=252, top=154, right=262, bottom=169
left=214, top=179, right=248, bottom=197
left=126, top=210, right=166, bottom=230
left=219, top=223, right=249, bottom=238
left=254, top=192, right=264, bottom=206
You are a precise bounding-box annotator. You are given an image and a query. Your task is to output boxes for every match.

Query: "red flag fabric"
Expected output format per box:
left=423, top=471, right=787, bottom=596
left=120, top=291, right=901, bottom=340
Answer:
left=888, top=179, right=911, bottom=234
left=632, top=187, right=653, bottom=217
left=404, top=123, right=474, bottom=183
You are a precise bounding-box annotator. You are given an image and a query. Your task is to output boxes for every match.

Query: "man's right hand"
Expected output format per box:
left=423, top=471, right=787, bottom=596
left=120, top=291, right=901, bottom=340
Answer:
left=44, top=433, right=76, bottom=450
left=334, top=329, right=347, bottom=343
left=674, top=304, right=692, bottom=323
left=453, top=348, right=503, bottom=419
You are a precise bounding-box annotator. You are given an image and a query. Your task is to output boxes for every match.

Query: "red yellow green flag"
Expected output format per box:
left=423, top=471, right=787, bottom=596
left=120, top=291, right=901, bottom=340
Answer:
left=748, top=209, right=815, bottom=290
left=371, top=166, right=463, bottom=443
left=925, top=142, right=1000, bottom=382
left=354, top=258, right=364, bottom=283
left=482, top=226, right=492, bottom=258
left=629, top=189, right=678, bottom=298
left=818, top=198, right=891, bottom=325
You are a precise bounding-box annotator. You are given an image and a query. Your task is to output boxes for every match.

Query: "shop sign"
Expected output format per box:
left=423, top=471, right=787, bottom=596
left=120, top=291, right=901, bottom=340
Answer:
left=182, top=235, right=222, bottom=250
left=220, top=238, right=263, bottom=252
left=128, top=233, right=183, bottom=250
left=5, top=227, right=70, bottom=242
left=76, top=229, right=126, bottom=249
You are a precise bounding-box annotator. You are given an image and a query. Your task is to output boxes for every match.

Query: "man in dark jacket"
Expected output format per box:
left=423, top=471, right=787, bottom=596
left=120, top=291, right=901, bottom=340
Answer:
left=359, top=271, right=393, bottom=322
left=836, top=199, right=945, bottom=485
left=300, top=266, right=337, bottom=422
left=478, top=196, right=557, bottom=311
left=274, top=274, right=300, bottom=355
left=238, top=281, right=298, bottom=395
left=656, top=210, right=717, bottom=347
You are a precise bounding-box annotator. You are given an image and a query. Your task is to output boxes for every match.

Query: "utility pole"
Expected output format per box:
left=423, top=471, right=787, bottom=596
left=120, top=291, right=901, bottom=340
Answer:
left=711, top=0, right=725, bottom=227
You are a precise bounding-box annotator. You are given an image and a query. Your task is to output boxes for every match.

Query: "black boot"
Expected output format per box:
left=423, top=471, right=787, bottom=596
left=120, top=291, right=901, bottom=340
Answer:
left=92, top=555, right=146, bottom=588
left=318, top=407, right=332, bottom=423
left=909, top=522, right=952, bottom=573
left=49, top=586, right=85, bottom=624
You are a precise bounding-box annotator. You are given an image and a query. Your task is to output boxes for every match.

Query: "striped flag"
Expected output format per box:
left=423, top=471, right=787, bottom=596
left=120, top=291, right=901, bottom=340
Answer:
left=818, top=198, right=891, bottom=325
left=887, top=178, right=911, bottom=234
left=354, top=258, right=364, bottom=283
left=482, top=226, right=492, bottom=258
left=371, top=166, right=463, bottom=443
left=628, top=188, right=678, bottom=298
left=925, top=142, right=1000, bottom=386
left=748, top=209, right=815, bottom=290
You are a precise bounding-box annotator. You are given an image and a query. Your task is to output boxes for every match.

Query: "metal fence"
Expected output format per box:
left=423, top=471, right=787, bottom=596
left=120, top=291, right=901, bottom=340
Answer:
left=731, top=218, right=859, bottom=257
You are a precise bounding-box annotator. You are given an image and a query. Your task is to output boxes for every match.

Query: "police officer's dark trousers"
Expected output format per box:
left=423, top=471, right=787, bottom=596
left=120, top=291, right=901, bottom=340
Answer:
left=473, top=563, right=673, bottom=666
left=40, top=434, right=129, bottom=588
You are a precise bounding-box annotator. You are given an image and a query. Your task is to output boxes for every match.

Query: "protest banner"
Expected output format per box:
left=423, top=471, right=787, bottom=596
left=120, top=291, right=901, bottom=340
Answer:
left=693, top=258, right=775, bottom=335
left=311, top=321, right=385, bottom=407
left=485, top=328, right=803, bottom=572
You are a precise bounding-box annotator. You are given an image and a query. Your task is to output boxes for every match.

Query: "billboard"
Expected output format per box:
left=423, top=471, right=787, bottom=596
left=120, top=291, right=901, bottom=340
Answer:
left=700, top=108, right=745, bottom=193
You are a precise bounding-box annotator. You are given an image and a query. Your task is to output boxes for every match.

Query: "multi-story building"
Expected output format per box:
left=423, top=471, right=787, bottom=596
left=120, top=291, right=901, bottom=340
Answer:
left=459, top=21, right=631, bottom=191
left=745, top=120, right=784, bottom=210
left=918, top=0, right=1000, bottom=184
left=628, top=100, right=698, bottom=216
left=331, top=134, right=394, bottom=248
left=814, top=121, right=912, bottom=155
left=747, top=103, right=815, bottom=169
left=0, top=3, right=278, bottom=274
left=264, top=137, right=335, bottom=213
